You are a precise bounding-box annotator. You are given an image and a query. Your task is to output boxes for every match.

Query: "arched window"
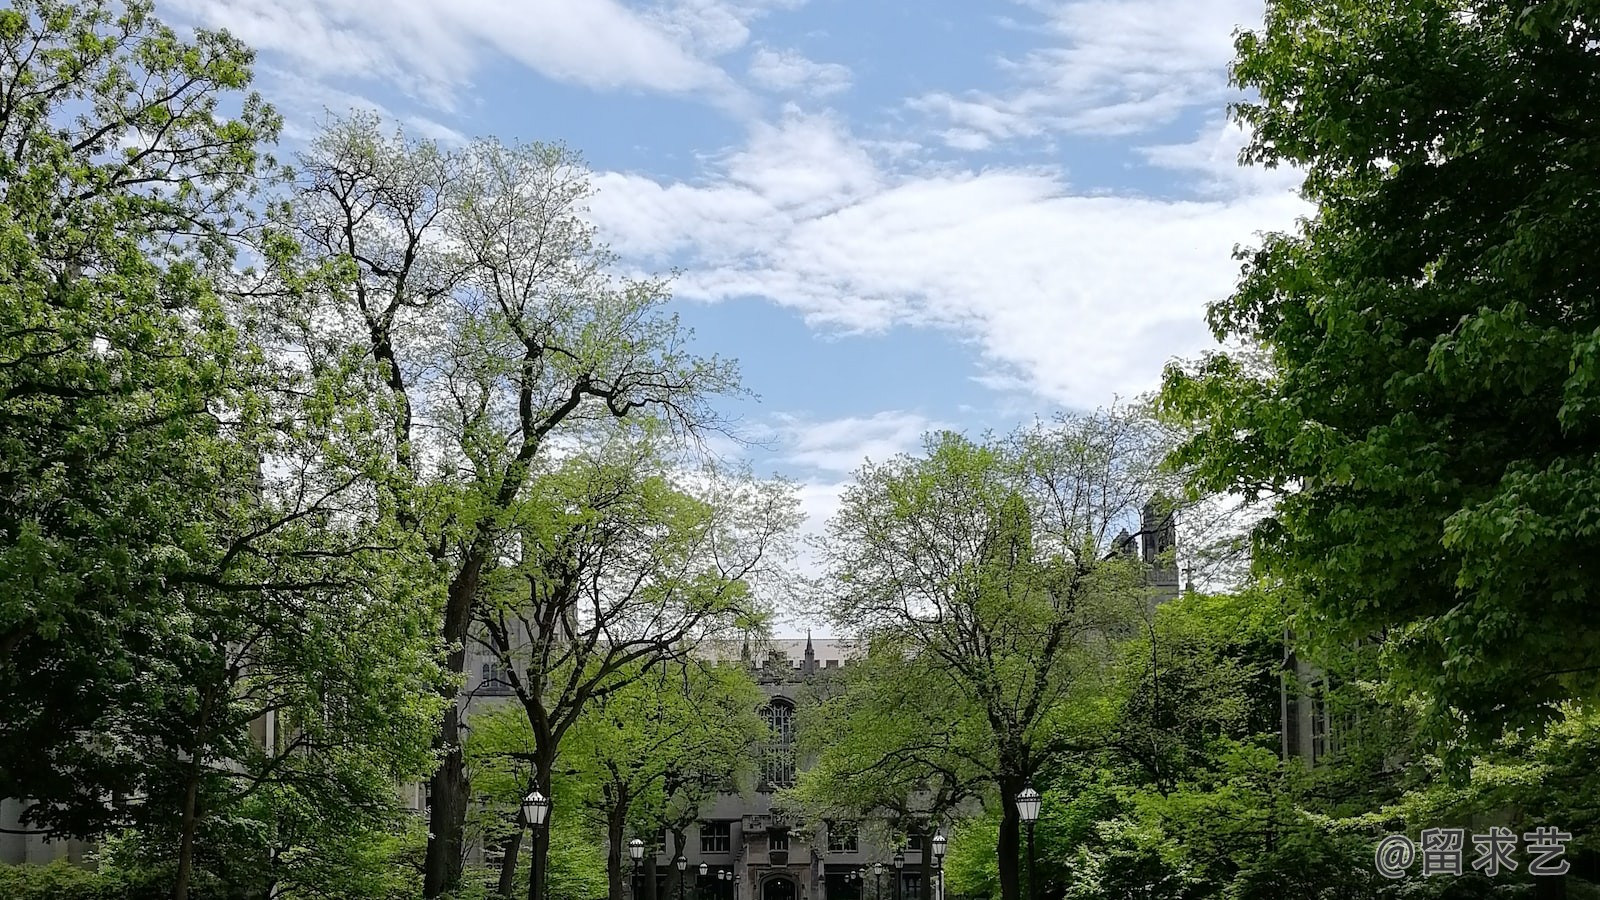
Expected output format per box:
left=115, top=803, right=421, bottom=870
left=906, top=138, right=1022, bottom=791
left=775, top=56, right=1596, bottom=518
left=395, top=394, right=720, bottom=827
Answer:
left=761, top=698, right=795, bottom=743
left=760, top=698, right=796, bottom=788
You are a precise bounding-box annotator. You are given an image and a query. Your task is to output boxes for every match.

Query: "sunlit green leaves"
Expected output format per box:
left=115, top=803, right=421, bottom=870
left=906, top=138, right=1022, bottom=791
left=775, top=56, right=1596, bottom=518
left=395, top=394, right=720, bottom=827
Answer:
left=1160, top=0, right=1600, bottom=749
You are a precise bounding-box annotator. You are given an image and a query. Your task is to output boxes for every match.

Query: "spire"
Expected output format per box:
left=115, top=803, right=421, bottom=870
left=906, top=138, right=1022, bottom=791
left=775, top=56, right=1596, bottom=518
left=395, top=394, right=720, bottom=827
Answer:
left=803, top=630, right=816, bottom=674
left=1112, top=528, right=1135, bottom=558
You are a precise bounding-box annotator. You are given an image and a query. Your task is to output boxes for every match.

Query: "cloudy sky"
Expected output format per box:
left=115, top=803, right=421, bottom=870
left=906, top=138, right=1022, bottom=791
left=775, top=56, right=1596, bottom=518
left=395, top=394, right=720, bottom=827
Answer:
left=161, top=0, right=1307, bottom=624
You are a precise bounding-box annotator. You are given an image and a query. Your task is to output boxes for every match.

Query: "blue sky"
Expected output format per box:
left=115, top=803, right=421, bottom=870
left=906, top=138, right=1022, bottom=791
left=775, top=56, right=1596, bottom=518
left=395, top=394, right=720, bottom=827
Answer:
left=160, top=0, right=1308, bottom=623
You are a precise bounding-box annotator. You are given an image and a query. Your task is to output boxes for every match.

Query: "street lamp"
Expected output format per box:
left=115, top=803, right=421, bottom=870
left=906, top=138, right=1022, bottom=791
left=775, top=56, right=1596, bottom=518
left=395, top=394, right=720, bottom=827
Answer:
left=521, top=791, right=551, bottom=900
left=892, top=851, right=905, bottom=900
left=630, top=838, right=645, bottom=900
left=1017, top=787, right=1041, bottom=900
left=931, top=833, right=946, bottom=900
left=873, top=862, right=883, bottom=900
left=676, top=856, right=688, bottom=900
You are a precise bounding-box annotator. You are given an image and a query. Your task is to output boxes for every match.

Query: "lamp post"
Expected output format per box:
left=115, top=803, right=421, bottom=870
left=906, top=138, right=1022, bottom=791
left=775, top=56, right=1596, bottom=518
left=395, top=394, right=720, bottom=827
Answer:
left=630, top=838, right=645, bottom=900
left=521, top=790, right=551, bottom=900
left=931, top=834, right=946, bottom=900
left=873, top=862, right=883, bottom=900
left=892, top=851, right=904, bottom=900
left=1016, top=787, right=1041, bottom=900
left=699, top=862, right=709, bottom=900
left=676, top=856, right=688, bottom=900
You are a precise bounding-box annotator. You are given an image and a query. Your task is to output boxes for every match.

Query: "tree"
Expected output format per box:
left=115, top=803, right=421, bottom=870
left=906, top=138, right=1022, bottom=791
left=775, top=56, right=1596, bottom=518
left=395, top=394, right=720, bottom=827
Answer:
left=278, top=115, right=744, bottom=897
left=462, top=700, right=609, bottom=900
left=1103, top=587, right=1283, bottom=797
left=1158, top=0, right=1600, bottom=749
left=560, top=657, right=764, bottom=900
left=789, top=645, right=985, bottom=900
left=821, top=409, right=1172, bottom=900
left=470, top=424, right=797, bottom=900
left=1039, top=587, right=1307, bottom=900
left=0, top=7, right=454, bottom=898
left=0, top=0, right=280, bottom=836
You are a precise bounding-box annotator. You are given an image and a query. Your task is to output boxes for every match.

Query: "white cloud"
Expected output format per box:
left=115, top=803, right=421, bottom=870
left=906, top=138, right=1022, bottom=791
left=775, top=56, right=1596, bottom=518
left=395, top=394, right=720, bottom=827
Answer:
left=790, top=478, right=847, bottom=579
left=590, top=109, right=877, bottom=260
left=748, top=46, right=853, bottom=97
left=911, top=0, right=1264, bottom=140
left=942, top=130, right=995, bottom=152
left=1139, top=118, right=1305, bottom=197
left=648, top=0, right=809, bottom=56
left=589, top=112, right=1311, bottom=409
left=405, top=115, right=471, bottom=147
left=164, top=0, right=751, bottom=111
left=775, top=411, right=945, bottom=474
left=258, top=67, right=395, bottom=141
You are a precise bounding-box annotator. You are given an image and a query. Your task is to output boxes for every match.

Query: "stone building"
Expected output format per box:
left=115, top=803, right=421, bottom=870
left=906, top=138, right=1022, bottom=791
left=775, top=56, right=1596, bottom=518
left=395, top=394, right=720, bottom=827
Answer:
left=632, top=635, right=875, bottom=900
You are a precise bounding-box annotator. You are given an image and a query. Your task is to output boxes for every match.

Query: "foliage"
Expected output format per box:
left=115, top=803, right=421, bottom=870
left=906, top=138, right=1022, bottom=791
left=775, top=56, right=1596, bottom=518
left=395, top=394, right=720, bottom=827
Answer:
left=542, top=821, right=610, bottom=900
left=942, top=817, right=999, bottom=900
left=458, top=419, right=793, bottom=897
left=820, top=408, right=1175, bottom=900
left=0, top=4, right=450, bottom=898
left=0, top=0, right=279, bottom=835
left=0, top=858, right=239, bottom=900
left=1157, top=0, right=1600, bottom=749
left=788, top=642, right=987, bottom=844
left=275, top=112, right=747, bottom=897
left=564, top=657, right=764, bottom=900
left=465, top=652, right=764, bottom=900
left=1013, top=581, right=1600, bottom=900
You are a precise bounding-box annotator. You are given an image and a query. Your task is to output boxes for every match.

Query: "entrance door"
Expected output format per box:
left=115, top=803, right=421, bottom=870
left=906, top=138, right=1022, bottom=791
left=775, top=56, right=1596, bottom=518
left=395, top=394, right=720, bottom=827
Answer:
left=763, top=877, right=796, bottom=900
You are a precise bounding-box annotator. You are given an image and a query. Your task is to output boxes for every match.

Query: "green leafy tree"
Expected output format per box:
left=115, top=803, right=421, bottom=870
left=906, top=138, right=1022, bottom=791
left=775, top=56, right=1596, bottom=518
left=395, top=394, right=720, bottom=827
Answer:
left=277, top=115, right=744, bottom=898
left=560, top=658, right=763, bottom=900
left=1158, top=0, right=1600, bottom=749
left=462, top=702, right=609, bottom=900
left=468, top=424, right=796, bottom=900
left=789, top=645, right=986, bottom=900
left=0, top=0, right=278, bottom=837
left=1032, top=587, right=1394, bottom=900
left=821, top=410, right=1171, bottom=900
left=1, top=6, right=450, bottom=898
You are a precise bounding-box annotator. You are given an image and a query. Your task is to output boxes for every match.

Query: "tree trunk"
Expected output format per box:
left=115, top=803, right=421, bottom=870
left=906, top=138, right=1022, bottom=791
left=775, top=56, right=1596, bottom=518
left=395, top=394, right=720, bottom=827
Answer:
left=424, top=707, right=469, bottom=898
left=917, top=823, right=933, bottom=900
left=528, top=821, right=551, bottom=900
left=609, top=798, right=628, bottom=900
left=645, top=853, right=660, bottom=900
left=424, top=553, right=486, bottom=897
left=174, top=687, right=217, bottom=900
left=996, top=774, right=1024, bottom=900
left=172, top=758, right=203, bottom=900
left=498, top=829, right=523, bottom=898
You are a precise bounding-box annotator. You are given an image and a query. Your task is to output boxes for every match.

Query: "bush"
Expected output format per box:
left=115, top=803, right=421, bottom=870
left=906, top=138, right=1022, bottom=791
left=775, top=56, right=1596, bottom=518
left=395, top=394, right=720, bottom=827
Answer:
left=0, top=860, right=233, bottom=900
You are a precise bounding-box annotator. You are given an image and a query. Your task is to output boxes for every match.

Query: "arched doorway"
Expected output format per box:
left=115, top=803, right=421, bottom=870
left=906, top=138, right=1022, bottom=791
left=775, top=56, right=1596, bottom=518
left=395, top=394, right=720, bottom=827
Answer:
left=762, top=876, right=796, bottom=900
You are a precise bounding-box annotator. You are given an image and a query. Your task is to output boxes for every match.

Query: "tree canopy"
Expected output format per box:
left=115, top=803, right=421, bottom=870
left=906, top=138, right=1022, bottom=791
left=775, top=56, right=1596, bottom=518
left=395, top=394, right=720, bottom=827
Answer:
left=1159, top=0, right=1600, bottom=748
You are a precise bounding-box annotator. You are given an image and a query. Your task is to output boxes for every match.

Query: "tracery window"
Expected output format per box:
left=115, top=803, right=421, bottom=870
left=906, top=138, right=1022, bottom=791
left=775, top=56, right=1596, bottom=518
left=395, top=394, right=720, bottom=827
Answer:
left=760, top=698, right=797, bottom=788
